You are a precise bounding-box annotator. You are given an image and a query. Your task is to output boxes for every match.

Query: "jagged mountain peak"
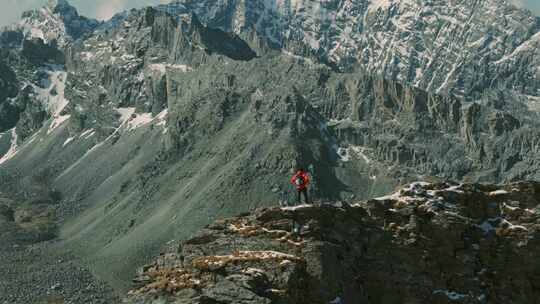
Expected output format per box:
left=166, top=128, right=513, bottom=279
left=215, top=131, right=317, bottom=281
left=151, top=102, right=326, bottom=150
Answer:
left=46, top=0, right=71, bottom=10
left=45, top=0, right=80, bottom=20
left=7, top=0, right=99, bottom=47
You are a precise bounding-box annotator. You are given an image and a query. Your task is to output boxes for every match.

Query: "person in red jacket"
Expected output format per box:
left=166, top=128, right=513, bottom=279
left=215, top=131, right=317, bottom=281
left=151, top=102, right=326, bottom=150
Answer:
left=291, top=168, right=310, bottom=205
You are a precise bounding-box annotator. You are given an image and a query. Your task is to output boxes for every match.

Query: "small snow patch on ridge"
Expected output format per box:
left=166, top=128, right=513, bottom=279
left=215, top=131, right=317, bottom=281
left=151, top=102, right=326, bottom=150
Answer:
left=282, top=51, right=317, bottom=65
left=80, top=129, right=95, bottom=139
left=489, top=189, right=508, bottom=196
left=80, top=52, right=95, bottom=61
left=337, top=147, right=351, bottom=162
left=337, top=145, right=373, bottom=163
left=116, top=107, right=136, bottom=123
left=282, top=204, right=313, bottom=211
left=115, top=108, right=169, bottom=132
left=63, top=136, right=74, bottom=147
left=369, top=0, right=400, bottom=12
left=148, top=64, right=192, bottom=74
left=48, top=114, right=70, bottom=134
left=149, top=64, right=166, bottom=74
left=0, top=129, right=19, bottom=166
left=155, top=109, right=168, bottom=127
left=33, top=68, right=71, bottom=134
left=433, top=290, right=468, bottom=301
left=127, top=113, right=153, bottom=130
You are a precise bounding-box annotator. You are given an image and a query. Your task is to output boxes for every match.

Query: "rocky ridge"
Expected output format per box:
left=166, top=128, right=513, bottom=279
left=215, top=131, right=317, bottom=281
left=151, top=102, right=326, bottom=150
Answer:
left=125, top=181, right=540, bottom=304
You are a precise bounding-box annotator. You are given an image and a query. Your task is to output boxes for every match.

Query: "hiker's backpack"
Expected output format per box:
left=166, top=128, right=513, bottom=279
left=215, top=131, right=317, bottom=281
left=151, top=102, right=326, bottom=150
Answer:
left=295, top=174, right=305, bottom=186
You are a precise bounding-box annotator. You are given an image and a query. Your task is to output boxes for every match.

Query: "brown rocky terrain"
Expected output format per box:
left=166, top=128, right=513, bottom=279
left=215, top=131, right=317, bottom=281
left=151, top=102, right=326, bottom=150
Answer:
left=124, top=181, right=540, bottom=304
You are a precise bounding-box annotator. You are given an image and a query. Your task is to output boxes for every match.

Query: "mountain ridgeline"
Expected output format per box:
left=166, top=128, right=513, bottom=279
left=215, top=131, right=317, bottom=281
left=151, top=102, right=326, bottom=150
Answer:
left=0, top=0, right=539, bottom=303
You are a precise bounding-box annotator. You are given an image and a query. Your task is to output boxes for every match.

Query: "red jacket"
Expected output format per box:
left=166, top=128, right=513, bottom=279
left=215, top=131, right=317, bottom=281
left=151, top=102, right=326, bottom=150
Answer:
left=291, top=171, right=310, bottom=190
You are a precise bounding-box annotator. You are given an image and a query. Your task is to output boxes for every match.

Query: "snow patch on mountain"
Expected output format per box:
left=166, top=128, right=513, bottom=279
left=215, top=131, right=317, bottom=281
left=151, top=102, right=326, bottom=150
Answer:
left=64, top=128, right=95, bottom=147
left=154, top=109, right=168, bottom=127
left=495, top=31, right=540, bottom=64
left=115, top=108, right=168, bottom=132
left=48, top=70, right=68, bottom=115
left=433, top=290, right=468, bottom=301
left=31, top=66, right=72, bottom=135
left=282, top=51, right=318, bottom=66
left=127, top=113, right=154, bottom=131
left=80, top=51, right=96, bottom=61
left=0, top=129, right=19, bottom=166
left=56, top=107, right=167, bottom=180
left=148, top=64, right=192, bottom=74
left=63, top=136, right=75, bottom=147
left=48, top=115, right=71, bottom=134
left=337, top=145, right=373, bottom=163
left=369, top=0, right=401, bottom=12
left=524, top=95, right=540, bottom=112
left=116, top=107, right=136, bottom=123
left=80, top=129, right=96, bottom=139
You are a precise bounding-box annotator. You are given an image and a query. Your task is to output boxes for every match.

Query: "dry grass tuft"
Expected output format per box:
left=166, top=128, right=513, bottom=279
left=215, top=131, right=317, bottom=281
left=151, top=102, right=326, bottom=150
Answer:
left=192, top=250, right=302, bottom=272
left=129, top=267, right=206, bottom=295
left=228, top=220, right=305, bottom=247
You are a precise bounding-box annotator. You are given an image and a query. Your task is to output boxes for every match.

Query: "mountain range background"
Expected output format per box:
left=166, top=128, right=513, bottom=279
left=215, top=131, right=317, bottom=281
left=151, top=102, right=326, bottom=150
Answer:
left=1, top=0, right=539, bottom=27
left=0, top=0, right=539, bottom=303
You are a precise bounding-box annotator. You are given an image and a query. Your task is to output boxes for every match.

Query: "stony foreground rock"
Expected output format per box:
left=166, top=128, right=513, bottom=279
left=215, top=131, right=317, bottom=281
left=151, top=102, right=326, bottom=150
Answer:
left=125, top=181, right=540, bottom=304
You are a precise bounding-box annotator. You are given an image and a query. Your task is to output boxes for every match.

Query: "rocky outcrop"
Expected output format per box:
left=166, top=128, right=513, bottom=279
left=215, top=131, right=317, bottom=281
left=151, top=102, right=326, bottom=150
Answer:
left=0, top=61, right=19, bottom=132
left=0, top=30, right=23, bottom=48
left=125, top=181, right=540, bottom=304
left=21, top=38, right=65, bottom=65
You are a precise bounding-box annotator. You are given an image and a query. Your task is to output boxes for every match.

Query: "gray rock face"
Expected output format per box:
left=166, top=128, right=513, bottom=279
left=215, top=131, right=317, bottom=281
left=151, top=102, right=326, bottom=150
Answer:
left=21, top=38, right=65, bottom=65
left=0, top=61, right=17, bottom=99
left=125, top=181, right=540, bottom=304
left=0, top=30, right=24, bottom=48
left=164, top=51, right=540, bottom=185
left=0, top=62, right=18, bottom=131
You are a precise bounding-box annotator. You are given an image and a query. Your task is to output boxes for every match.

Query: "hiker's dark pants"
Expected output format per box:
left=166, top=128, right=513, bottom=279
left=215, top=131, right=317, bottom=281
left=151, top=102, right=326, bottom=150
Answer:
left=297, top=188, right=309, bottom=204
